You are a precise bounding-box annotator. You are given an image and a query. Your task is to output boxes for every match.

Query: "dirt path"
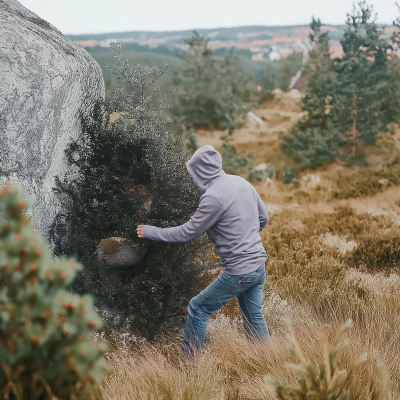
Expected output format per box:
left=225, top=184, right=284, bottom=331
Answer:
left=196, top=94, right=305, bottom=165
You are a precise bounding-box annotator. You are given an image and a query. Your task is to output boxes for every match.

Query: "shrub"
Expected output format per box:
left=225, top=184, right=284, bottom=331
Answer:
left=283, top=167, right=294, bottom=184
left=266, top=319, right=366, bottom=399
left=331, top=164, right=400, bottom=200
left=347, top=234, right=400, bottom=271
left=248, top=164, right=275, bottom=183
left=221, top=141, right=254, bottom=175
left=263, top=203, right=400, bottom=308
left=281, top=126, right=342, bottom=168
left=50, top=44, right=213, bottom=339
left=0, top=184, right=107, bottom=400
left=267, top=319, right=399, bottom=400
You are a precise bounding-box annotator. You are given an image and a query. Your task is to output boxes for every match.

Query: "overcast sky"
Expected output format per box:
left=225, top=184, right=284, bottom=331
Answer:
left=19, top=0, right=398, bottom=35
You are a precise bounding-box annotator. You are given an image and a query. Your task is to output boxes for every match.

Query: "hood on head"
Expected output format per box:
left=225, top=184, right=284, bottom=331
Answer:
left=186, top=145, right=224, bottom=193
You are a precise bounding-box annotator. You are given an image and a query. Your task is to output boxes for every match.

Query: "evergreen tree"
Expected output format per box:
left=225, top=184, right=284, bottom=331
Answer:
left=50, top=44, right=213, bottom=339
left=221, top=48, right=254, bottom=104
left=386, top=54, right=400, bottom=127
left=281, top=18, right=340, bottom=167
left=282, top=2, right=398, bottom=168
left=386, top=5, right=400, bottom=125
left=172, top=32, right=249, bottom=135
left=299, top=18, right=336, bottom=131
left=174, top=32, right=215, bottom=131
left=258, top=64, right=277, bottom=103
left=332, top=1, right=391, bottom=159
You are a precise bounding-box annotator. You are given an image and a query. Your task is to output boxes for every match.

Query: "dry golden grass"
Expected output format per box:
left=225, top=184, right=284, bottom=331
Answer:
left=96, top=168, right=400, bottom=399
left=96, top=165, right=400, bottom=399
left=100, top=283, right=400, bottom=399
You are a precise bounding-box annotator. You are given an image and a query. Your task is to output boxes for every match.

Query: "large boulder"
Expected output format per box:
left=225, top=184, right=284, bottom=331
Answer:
left=0, top=0, right=104, bottom=239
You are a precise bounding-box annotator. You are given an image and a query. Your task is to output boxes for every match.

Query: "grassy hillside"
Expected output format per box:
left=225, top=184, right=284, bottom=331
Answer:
left=99, top=173, right=400, bottom=399
left=95, top=91, right=400, bottom=399
left=198, top=89, right=400, bottom=171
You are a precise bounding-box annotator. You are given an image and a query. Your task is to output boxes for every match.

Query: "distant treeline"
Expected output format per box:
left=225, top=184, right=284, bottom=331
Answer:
left=68, top=24, right=348, bottom=43
left=85, top=42, right=299, bottom=92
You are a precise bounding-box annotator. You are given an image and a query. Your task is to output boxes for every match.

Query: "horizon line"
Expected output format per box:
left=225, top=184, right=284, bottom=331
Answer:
left=66, top=21, right=394, bottom=37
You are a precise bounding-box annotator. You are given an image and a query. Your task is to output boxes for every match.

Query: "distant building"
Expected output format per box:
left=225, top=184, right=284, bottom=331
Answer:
left=289, top=70, right=308, bottom=91
left=76, top=40, right=96, bottom=47
left=269, top=48, right=280, bottom=61
left=252, top=53, right=264, bottom=61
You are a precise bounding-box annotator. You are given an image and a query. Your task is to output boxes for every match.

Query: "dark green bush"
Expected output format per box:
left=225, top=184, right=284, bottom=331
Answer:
left=283, top=167, right=294, bottom=184
left=50, top=45, right=213, bottom=339
left=248, top=165, right=275, bottom=183
left=221, top=141, right=254, bottom=175
left=281, top=125, right=342, bottom=168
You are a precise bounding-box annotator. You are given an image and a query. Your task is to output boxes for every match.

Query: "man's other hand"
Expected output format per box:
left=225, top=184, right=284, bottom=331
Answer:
left=137, top=225, right=145, bottom=238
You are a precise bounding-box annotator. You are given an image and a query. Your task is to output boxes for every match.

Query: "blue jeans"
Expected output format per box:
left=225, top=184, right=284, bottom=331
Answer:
left=180, top=264, right=270, bottom=361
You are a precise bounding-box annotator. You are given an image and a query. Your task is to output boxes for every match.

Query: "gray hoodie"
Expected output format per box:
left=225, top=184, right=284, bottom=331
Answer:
left=143, top=145, right=269, bottom=275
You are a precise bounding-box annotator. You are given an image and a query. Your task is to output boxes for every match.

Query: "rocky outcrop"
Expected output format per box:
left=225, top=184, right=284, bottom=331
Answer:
left=0, top=0, right=104, bottom=239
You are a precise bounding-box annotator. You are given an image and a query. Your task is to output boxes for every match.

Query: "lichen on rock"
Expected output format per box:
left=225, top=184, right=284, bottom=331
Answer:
left=0, top=0, right=104, bottom=240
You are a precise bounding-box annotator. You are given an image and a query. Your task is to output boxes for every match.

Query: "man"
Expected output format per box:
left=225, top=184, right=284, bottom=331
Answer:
left=137, top=145, right=270, bottom=361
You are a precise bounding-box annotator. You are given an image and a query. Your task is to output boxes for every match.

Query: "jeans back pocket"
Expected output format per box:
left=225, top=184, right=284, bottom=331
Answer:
left=228, top=271, right=260, bottom=296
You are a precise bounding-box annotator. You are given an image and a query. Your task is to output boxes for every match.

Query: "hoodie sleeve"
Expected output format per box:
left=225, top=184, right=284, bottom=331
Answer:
left=257, top=193, right=269, bottom=231
left=143, top=195, right=225, bottom=243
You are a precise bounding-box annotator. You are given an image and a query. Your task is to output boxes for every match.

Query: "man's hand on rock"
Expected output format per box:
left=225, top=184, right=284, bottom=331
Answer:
left=137, top=225, right=145, bottom=238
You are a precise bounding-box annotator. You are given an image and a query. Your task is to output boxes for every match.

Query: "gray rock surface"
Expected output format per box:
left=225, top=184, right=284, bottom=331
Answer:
left=0, top=0, right=105, bottom=239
